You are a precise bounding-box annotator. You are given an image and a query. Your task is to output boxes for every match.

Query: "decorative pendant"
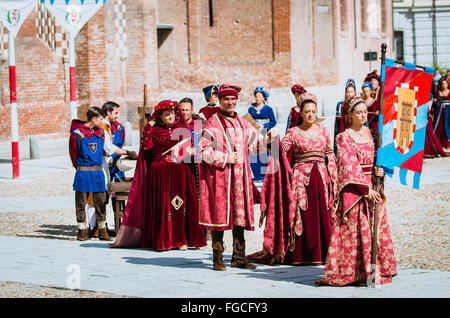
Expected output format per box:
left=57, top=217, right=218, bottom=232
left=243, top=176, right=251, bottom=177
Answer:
left=171, top=195, right=184, bottom=210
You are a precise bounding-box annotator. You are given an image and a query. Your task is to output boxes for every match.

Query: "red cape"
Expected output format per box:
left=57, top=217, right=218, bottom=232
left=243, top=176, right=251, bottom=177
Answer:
left=247, top=139, right=296, bottom=264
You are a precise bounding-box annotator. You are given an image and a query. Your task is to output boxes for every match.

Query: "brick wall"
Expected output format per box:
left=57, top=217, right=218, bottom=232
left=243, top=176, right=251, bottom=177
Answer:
left=157, top=0, right=292, bottom=107
left=0, top=8, right=68, bottom=141
left=0, top=0, right=393, bottom=141
left=0, top=0, right=159, bottom=141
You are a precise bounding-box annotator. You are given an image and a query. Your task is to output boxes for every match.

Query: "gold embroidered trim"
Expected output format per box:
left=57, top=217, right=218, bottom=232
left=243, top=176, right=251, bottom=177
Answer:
left=294, top=151, right=325, bottom=158
left=171, top=195, right=184, bottom=210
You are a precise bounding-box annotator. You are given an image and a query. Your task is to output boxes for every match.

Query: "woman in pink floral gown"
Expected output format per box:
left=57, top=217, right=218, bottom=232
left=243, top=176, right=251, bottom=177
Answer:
left=249, top=92, right=338, bottom=265
left=281, top=93, right=338, bottom=265
left=317, top=97, right=397, bottom=286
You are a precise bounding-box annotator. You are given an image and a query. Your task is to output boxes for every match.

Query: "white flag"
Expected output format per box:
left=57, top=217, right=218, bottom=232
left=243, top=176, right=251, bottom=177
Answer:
left=0, top=0, right=35, bottom=37
left=43, top=0, right=107, bottom=38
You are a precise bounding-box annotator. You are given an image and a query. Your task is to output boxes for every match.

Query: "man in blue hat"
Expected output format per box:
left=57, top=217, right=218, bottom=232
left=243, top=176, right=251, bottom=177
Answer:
left=199, top=84, right=220, bottom=120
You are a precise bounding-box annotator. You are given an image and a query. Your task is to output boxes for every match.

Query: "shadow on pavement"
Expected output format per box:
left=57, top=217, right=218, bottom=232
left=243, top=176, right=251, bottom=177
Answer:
left=122, top=256, right=212, bottom=270
left=80, top=242, right=113, bottom=248
left=36, top=224, right=77, bottom=237
left=235, top=264, right=325, bottom=287
left=14, top=224, right=78, bottom=241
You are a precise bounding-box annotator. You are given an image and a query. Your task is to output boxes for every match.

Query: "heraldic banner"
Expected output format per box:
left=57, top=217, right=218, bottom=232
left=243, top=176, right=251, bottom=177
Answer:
left=376, top=58, right=435, bottom=189
left=42, top=0, right=107, bottom=37
left=0, top=0, right=35, bottom=37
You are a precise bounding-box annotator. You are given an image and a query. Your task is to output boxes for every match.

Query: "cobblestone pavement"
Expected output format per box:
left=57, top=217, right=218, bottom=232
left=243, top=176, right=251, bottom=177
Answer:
left=0, top=281, right=132, bottom=298
left=0, top=154, right=448, bottom=297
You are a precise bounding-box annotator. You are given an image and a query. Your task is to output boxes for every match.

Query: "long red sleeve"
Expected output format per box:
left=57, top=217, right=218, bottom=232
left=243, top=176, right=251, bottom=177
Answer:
left=69, top=133, right=78, bottom=169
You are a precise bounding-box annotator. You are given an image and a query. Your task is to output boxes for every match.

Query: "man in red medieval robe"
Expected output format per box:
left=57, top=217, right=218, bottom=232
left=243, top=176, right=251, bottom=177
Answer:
left=198, top=84, right=271, bottom=271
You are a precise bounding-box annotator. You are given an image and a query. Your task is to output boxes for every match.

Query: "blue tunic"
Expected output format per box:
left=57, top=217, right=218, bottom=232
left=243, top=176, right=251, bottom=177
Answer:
left=109, top=122, right=125, bottom=181
left=248, top=103, right=276, bottom=182
left=72, top=128, right=106, bottom=193
left=248, top=104, right=277, bottom=133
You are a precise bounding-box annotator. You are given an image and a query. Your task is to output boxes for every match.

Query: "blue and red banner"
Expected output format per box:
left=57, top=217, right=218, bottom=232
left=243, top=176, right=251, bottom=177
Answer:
left=376, top=58, right=435, bottom=189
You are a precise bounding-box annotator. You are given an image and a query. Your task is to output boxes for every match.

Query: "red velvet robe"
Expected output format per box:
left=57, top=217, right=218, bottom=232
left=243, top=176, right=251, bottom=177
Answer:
left=111, top=120, right=206, bottom=250
left=367, top=97, right=380, bottom=135
left=287, top=106, right=302, bottom=129
left=198, top=105, right=221, bottom=121
left=247, top=140, right=296, bottom=265
left=198, top=112, right=261, bottom=231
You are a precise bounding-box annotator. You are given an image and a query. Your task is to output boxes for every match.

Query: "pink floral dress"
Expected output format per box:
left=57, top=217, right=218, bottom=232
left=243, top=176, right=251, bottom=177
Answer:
left=282, top=125, right=337, bottom=217
left=318, top=129, right=397, bottom=286
left=280, top=125, right=338, bottom=264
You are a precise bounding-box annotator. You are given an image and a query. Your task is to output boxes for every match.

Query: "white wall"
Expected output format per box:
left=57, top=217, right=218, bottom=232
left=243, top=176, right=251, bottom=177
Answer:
left=394, top=6, right=450, bottom=68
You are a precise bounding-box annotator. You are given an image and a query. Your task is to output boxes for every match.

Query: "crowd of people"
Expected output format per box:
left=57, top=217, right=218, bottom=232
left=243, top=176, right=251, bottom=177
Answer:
left=68, top=70, right=448, bottom=287
left=429, top=70, right=450, bottom=156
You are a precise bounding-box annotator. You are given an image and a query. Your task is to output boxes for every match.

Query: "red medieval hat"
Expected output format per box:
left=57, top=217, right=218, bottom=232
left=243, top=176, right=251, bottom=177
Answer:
left=216, top=84, right=241, bottom=99
left=364, top=70, right=380, bottom=83
left=291, top=84, right=307, bottom=95
left=149, top=100, right=188, bottom=127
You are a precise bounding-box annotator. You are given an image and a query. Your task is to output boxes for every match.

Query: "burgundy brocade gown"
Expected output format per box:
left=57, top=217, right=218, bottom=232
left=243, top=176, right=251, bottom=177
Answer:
left=111, top=121, right=206, bottom=251
left=281, top=126, right=337, bottom=265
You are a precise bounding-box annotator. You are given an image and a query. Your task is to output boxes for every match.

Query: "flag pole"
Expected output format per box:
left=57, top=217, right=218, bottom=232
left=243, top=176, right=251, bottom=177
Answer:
left=68, top=33, right=77, bottom=120
left=369, top=42, right=387, bottom=287
left=8, top=31, right=19, bottom=179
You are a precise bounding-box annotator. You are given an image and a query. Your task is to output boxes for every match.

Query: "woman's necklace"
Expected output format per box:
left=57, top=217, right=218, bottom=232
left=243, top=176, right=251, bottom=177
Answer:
left=298, top=124, right=319, bottom=139
left=255, top=103, right=264, bottom=114
left=349, top=127, right=371, bottom=143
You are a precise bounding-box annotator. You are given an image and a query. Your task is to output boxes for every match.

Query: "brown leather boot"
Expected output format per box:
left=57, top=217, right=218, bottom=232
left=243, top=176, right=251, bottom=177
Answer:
left=212, top=241, right=226, bottom=271
left=231, top=240, right=257, bottom=269
left=211, top=230, right=226, bottom=271
left=231, top=227, right=257, bottom=269
left=98, top=227, right=112, bottom=241
left=76, top=229, right=88, bottom=241
left=88, top=226, right=98, bottom=239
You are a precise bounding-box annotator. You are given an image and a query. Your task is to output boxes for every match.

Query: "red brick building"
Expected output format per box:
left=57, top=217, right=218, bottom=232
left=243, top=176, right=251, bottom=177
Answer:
left=0, top=0, right=393, bottom=141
